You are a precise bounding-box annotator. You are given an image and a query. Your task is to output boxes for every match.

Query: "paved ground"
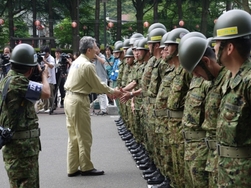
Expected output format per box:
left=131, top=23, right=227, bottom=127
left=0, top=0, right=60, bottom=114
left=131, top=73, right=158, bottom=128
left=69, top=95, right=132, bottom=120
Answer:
left=0, top=108, right=148, bottom=188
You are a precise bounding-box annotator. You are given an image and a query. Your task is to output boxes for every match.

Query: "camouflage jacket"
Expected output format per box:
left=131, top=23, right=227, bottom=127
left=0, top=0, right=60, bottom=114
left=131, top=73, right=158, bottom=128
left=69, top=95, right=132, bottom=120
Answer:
left=217, top=60, right=251, bottom=147
left=202, top=67, right=228, bottom=138
left=1, top=70, right=40, bottom=158
left=182, top=76, right=212, bottom=131
left=116, top=59, right=126, bottom=87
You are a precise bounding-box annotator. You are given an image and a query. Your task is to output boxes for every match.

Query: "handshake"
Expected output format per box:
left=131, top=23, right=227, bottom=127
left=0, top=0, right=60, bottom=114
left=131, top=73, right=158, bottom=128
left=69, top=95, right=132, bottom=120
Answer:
left=107, top=87, right=135, bottom=103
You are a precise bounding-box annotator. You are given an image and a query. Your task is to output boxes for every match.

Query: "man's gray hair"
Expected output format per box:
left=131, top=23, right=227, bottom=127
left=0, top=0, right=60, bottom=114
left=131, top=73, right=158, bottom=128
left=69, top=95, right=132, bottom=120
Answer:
left=79, top=36, right=96, bottom=54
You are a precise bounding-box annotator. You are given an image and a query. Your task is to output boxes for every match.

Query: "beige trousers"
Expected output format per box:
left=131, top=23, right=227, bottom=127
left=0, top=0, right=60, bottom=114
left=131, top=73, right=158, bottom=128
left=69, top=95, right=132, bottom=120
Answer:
left=64, top=92, right=94, bottom=174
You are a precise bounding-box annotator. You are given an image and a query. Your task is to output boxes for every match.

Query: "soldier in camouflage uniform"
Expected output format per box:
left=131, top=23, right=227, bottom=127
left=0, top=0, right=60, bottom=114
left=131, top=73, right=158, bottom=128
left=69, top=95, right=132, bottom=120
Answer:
left=179, top=36, right=230, bottom=187
left=164, top=28, right=192, bottom=188
left=213, top=10, right=251, bottom=187
left=178, top=32, right=212, bottom=188
left=120, top=37, right=151, bottom=154
left=1, top=44, right=50, bottom=187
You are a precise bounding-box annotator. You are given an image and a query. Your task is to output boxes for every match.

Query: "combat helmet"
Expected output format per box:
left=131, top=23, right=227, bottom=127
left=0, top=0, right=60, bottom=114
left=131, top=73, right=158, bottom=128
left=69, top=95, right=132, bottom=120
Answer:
left=164, top=28, right=189, bottom=45
left=10, top=43, right=37, bottom=66
left=147, top=28, right=166, bottom=43
left=123, top=39, right=130, bottom=50
left=124, top=47, right=134, bottom=58
left=147, top=23, right=167, bottom=34
left=113, top=41, right=123, bottom=53
left=213, top=9, right=251, bottom=40
left=129, top=33, right=144, bottom=46
left=179, top=31, right=206, bottom=47
left=136, top=37, right=149, bottom=51
left=179, top=37, right=208, bottom=73
left=159, top=32, right=170, bottom=48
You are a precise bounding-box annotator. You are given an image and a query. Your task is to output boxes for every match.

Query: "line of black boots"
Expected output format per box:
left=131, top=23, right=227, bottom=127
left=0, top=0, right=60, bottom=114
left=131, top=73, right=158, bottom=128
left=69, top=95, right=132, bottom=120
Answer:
left=114, top=117, right=171, bottom=188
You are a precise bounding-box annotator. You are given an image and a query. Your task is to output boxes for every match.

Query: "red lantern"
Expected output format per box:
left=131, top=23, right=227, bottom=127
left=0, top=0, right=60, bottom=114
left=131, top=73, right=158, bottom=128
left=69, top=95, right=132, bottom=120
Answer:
left=214, top=19, right=217, bottom=24
left=34, top=20, right=40, bottom=26
left=71, top=21, right=77, bottom=28
left=13, top=26, right=17, bottom=31
left=143, top=21, right=149, bottom=28
left=179, top=20, right=185, bottom=27
left=173, top=25, right=177, bottom=29
left=108, top=22, right=114, bottom=28
left=0, top=18, right=4, bottom=25
left=196, top=24, right=199, bottom=29
left=128, top=26, right=132, bottom=31
left=83, top=25, right=87, bottom=30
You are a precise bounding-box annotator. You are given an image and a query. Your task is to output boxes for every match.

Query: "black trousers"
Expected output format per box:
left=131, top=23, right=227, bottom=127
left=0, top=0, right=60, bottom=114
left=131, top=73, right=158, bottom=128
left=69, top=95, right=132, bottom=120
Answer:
left=54, top=70, right=66, bottom=106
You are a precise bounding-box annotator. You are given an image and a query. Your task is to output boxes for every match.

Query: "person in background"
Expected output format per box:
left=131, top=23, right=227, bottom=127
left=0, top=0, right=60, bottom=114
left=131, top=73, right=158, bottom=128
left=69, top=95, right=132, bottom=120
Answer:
left=64, top=36, right=121, bottom=177
left=0, top=46, right=12, bottom=76
left=93, top=43, right=109, bottom=115
left=39, top=46, right=56, bottom=113
left=105, top=46, right=115, bottom=105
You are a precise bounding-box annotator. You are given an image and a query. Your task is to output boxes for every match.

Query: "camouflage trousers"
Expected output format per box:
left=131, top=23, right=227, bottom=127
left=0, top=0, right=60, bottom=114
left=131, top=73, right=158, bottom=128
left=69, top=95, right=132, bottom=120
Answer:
left=4, top=155, right=39, bottom=188
left=120, top=103, right=129, bottom=129
left=126, top=104, right=134, bottom=133
left=170, top=143, right=185, bottom=188
left=144, top=103, right=156, bottom=160
left=133, top=109, right=144, bottom=144
left=206, top=149, right=218, bottom=188
left=184, top=141, right=208, bottom=188
left=218, top=157, right=251, bottom=187
left=155, top=116, right=170, bottom=176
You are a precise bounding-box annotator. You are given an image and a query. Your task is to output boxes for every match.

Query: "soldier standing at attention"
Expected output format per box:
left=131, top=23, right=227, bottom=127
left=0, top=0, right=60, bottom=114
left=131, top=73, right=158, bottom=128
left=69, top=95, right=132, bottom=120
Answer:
left=213, top=9, right=251, bottom=187
left=1, top=43, right=50, bottom=187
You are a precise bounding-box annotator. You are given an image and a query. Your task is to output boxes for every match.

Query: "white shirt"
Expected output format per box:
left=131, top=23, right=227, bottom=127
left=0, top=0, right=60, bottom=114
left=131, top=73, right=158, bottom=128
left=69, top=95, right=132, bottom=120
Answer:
left=46, top=54, right=56, bottom=84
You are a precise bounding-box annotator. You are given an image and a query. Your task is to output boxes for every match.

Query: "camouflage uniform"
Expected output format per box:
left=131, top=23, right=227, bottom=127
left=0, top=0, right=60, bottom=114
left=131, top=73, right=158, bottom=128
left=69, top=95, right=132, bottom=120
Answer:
left=217, top=61, right=251, bottom=187
left=154, top=61, right=175, bottom=177
left=120, top=62, right=130, bottom=128
left=167, top=65, right=192, bottom=188
left=131, top=62, right=144, bottom=143
left=141, top=55, right=157, bottom=157
left=202, top=67, right=228, bottom=188
left=125, top=62, right=136, bottom=133
left=182, top=76, right=212, bottom=188
left=1, top=70, right=41, bottom=188
left=146, top=58, right=164, bottom=166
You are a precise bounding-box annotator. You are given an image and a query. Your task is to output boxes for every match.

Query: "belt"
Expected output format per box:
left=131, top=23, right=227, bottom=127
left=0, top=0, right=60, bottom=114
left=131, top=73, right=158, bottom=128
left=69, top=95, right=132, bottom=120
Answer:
left=205, top=139, right=216, bottom=150
left=154, top=109, right=167, bottom=117
left=12, top=128, right=40, bottom=139
left=217, top=144, right=251, bottom=158
left=66, top=91, right=88, bottom=96
left=182, top=130, right=206, bottom=141
left=167, top=109, right=183, bottom=118
left=147, top=97, right=156, bottom=104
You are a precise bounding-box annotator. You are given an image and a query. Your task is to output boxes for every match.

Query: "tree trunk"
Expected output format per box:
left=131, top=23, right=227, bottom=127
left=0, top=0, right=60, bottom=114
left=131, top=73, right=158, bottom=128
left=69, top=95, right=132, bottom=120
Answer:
left=48, top=0, right=55, bottom=48
left=7, top=0, right=15, bottom=48
left=134, top=0, right=144, bottom=34
left=177, top=0, right=183, bottom=21
left=116, top=0, right=122, bottom=41
left=200, top=0, right=210, bottom=35
left=94, top=0, right=100, bottom=43
left=153, top=0, right=158, bottom=22
left=32, top=0, right=37, bottom=48
left=72, top=0, right=80, bottom=54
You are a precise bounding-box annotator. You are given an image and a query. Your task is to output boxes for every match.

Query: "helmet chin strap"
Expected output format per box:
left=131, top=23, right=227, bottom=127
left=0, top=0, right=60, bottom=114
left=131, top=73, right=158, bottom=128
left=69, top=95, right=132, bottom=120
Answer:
left=198, top=61, right=214, bottom=81
left=217, top=41, right=227, bottom=66
left=166, top=47, right=178, bottom=60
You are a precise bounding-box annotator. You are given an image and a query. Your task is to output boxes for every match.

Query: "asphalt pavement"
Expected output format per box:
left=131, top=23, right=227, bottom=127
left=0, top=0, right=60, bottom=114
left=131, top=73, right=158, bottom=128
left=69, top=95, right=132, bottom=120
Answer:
left=0, top=108, right=148, bottom=188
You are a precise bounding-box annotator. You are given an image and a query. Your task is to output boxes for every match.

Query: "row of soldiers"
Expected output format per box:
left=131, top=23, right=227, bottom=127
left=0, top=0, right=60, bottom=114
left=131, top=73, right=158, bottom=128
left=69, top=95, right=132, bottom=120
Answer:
left=113, top=9, right=251, bottom=188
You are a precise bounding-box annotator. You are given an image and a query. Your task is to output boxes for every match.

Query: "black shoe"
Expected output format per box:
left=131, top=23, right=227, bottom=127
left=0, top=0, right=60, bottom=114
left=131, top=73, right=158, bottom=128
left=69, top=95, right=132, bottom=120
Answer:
left=133, top=153, right=148, bottom=161
left=130, top=146, right=143, bottom=154
left=114, top=117, right=122, bottom=122
left=125, top=140, right=136, bottom=147
left=127, top=143, right=140, bottom=150
left=116, top=122, right=124, bottom=126
left=118, top=129, right=129, bottom=135
left=136, top=156, right=149, bottom=165
left=60, top=104, right=64, bottom=108
left=68, top=170, right=81, bottom=177
left=142, top=165, right=157, bottom=175
left=96, top=111, right=108, bottom=115
left=138, top=161, right=152, bottom=170
left=117, top=125, right=126, bottom=130
left=150, top=179, right=171, bottom=188
left=147, top=173, right=165, bottom=185
left=132, top=149, right=145, bottom=157
left=81, top=168, right=104, bottom=176
left=143, top=169, right=160, bottom=179
left=121, top=133, right=133, bottom=141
